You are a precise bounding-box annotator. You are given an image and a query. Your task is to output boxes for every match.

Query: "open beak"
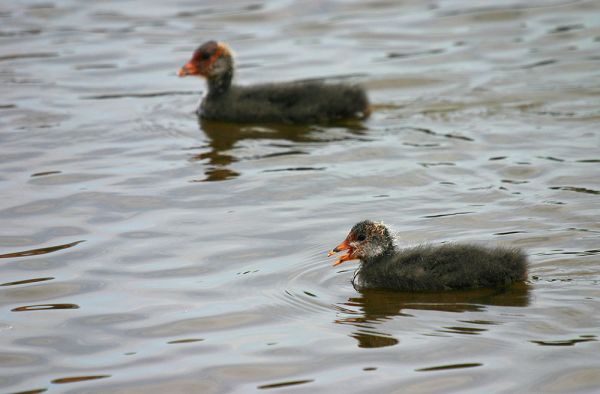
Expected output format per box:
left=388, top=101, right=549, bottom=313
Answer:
left=328, top=238, right=356, bottom=266
left=178, top=61, right=199, bottom=77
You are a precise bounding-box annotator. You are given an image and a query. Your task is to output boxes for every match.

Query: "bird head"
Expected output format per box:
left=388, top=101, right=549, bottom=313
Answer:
left=328, top=220, right=394, bottom=266
left=178, top=40, right=233, bottom=80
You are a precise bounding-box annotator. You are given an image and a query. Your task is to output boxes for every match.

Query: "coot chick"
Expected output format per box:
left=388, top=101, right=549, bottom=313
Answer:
left=328, top=220, right=528, bottom=291
left=178, top=41, right=370, bottom=124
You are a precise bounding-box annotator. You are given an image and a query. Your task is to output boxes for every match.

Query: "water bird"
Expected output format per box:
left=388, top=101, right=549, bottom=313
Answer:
left=178, top=41, right=370, bottom=124
left=328, top=220, right=528, bottom=291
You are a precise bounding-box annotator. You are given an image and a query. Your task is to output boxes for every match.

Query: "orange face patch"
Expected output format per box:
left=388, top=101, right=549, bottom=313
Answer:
left=179, top=42, right=227, bottom=78
left=328, top=237, right=357, bottom=266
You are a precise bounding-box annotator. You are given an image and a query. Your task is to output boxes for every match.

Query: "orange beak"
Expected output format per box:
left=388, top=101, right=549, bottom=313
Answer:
left=328, top=238, right=356, bottom=267
left=178, top=61, right=200, bottom=77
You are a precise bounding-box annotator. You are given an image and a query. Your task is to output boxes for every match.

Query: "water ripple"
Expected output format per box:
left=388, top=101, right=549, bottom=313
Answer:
left=1, top=277, right=54, bottom=287
left=0, top=241, right=84, bottom=259
left=11, top=304, right=79, bottom=312
left=51, top=375, right=110, bottom=384
left=416, top=363, right=483, bottom=372
left=257, top=379, right=314, bottom=390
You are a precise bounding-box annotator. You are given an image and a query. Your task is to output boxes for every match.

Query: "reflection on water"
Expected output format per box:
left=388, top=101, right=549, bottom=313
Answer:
left=531, top=335, right=597, bottom=347
left=193, top=119, right=368, bottom=181
left=338, top=284, right=530, bottom=348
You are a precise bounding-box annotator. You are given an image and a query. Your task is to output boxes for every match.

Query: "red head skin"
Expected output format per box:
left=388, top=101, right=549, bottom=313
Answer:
left=328, top=232, right=358, bottom=266
left=178, top=41, right=230, bottom=78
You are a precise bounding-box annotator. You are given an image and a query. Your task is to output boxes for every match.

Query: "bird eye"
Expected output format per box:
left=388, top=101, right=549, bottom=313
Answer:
left=356, top=234, right=366, bottom=242
left=201, top=52, right=211, bottom=60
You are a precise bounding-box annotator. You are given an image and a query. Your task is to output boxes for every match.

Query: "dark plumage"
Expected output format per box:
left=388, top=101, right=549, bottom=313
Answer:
left=178, top=41, right=370, bottom=124
left=328, top=220, right=528, bottom=292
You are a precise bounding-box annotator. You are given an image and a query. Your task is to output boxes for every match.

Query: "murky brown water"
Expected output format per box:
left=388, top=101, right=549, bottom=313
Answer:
left=1, top=0, right=600, bottom=393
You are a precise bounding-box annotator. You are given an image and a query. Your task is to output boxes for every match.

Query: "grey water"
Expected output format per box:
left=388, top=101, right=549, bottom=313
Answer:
left=1, top=0, right=599, bottom=393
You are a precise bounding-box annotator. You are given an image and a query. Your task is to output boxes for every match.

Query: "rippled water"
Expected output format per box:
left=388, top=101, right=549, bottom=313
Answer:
left=1, top=0, right=600, bottom=393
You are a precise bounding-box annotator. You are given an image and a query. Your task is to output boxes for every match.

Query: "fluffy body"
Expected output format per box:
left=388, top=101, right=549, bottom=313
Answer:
left=331, top=220, right=528, bottom=292
left=200, top=82, right=369, bottom=124
left=356, top=243, right=527, bottom=291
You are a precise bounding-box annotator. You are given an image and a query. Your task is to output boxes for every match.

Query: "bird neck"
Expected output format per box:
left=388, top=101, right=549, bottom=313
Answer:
left=206, top=72, right=232, bottom=97
left=206, top=57, right=234, bottom=97
left=362, top=245, right=397, bottom=266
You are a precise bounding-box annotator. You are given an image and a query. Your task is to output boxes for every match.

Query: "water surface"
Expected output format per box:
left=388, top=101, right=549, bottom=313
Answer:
left=1, top=0, right=600, bottom=393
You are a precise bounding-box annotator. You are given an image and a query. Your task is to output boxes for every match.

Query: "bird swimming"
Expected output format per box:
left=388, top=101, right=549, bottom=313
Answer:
left=328, top=220, right=528, bottom=291
left=178, top=40, right=370, bottom=124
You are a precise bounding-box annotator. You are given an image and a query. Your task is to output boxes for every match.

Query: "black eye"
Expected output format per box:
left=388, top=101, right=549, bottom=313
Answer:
left=201, top=51, right=211, bottom=60
left=356, top=234, right=366, bottom=242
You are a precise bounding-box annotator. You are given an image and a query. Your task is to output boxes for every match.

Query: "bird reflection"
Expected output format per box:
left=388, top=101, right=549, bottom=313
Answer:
left=190, top=118, right=367, bottom=182
left=336, top=283, right=531, bottom=348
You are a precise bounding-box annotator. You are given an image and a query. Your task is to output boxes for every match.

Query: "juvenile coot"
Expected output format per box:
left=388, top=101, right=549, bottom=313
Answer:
left=328, top=220, right=528, bottom=291
left=178, top=41, right=370, bottom=124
